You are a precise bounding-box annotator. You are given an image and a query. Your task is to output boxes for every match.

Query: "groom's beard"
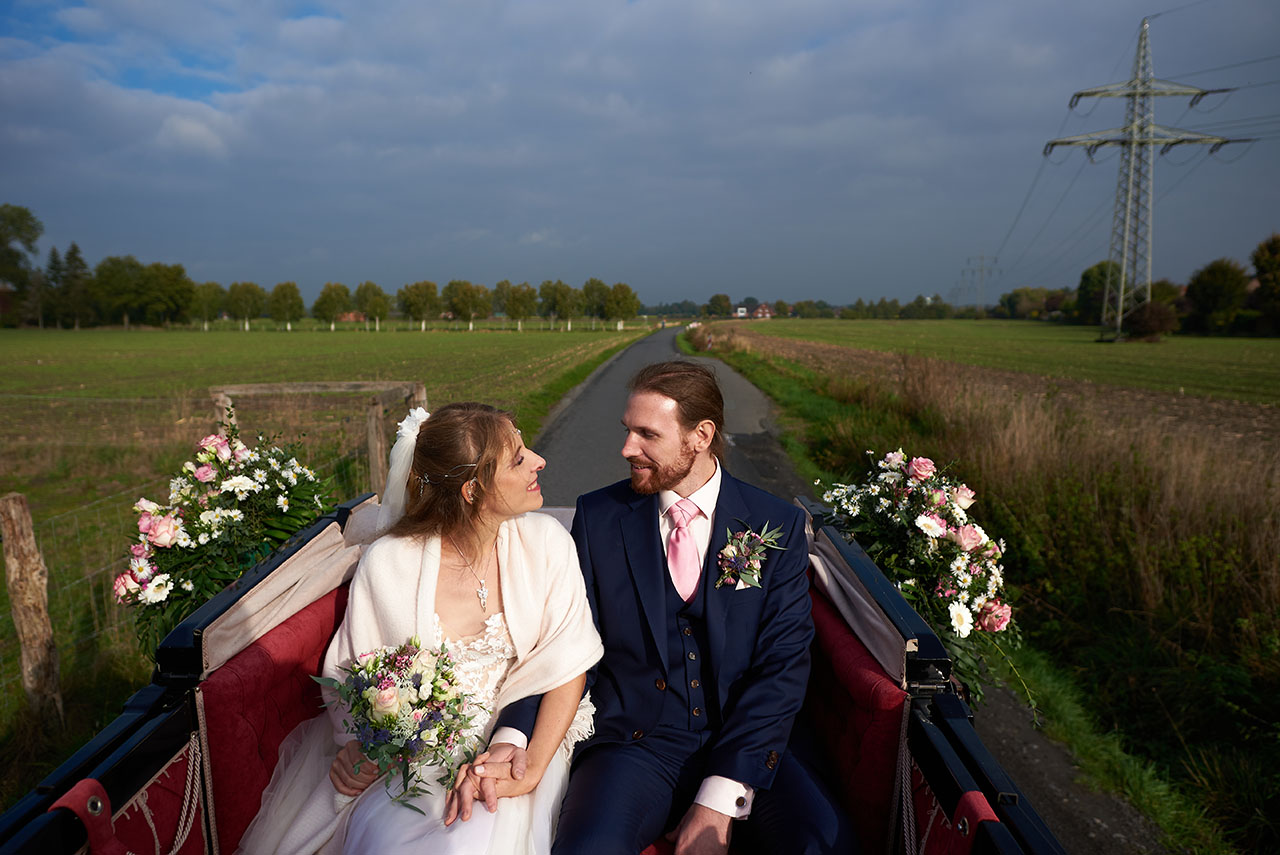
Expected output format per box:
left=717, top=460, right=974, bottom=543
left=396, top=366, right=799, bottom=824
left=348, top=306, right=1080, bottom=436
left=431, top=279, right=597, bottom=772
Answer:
left=627, top=441, right=696, bottom=495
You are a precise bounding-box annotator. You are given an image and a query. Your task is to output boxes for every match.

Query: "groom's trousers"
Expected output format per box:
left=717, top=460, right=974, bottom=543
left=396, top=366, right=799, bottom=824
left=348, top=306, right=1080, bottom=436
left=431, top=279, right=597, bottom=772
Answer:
left=552, top=715, right=857, bottom=855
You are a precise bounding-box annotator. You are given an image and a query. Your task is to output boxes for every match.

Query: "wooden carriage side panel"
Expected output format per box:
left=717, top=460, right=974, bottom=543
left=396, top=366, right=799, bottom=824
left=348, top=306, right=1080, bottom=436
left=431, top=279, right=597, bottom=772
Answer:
left=196, top=584, right=349, bottom=855
left=808, top=588, right=909, bottom=853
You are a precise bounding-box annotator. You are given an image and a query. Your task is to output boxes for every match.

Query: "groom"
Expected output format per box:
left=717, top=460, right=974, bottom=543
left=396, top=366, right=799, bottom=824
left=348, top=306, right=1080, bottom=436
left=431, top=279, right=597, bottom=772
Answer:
left=486, top=360, right=851, bottom=854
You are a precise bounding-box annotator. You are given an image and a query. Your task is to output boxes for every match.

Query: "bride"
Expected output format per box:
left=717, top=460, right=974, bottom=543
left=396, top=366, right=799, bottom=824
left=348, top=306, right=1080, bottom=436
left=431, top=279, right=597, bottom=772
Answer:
left=236, top=403, right=603, bottom=854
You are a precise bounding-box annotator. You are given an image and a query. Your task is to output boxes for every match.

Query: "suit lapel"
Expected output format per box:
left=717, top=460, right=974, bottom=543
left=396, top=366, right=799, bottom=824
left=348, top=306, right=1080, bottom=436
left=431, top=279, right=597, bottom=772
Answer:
left=620, top=493, right=667, bottom=660
left=706, top=473, right=751, bottom=675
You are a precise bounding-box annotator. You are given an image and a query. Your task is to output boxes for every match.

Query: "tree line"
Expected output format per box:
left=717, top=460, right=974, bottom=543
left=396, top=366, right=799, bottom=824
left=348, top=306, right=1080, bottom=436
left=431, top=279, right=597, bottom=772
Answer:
left=992, top=232, right=1280, bottom=337
left=0, top=204, right=641, bottom=330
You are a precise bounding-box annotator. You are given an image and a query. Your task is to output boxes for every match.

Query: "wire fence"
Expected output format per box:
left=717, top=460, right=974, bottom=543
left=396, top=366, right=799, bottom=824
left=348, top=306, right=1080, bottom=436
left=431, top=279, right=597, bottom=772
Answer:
left=0, top=414, right=373, bottom=724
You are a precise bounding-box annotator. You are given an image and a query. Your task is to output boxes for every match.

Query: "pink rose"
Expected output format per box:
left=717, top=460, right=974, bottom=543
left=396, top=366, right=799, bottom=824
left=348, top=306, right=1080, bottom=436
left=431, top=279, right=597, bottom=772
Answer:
left=130, top=542, right=150, bottom=559
left=977, top=600, right=1012, bottom=632
left=233, top=441, right=251, bottom=462
left=148, top=514, right=180, bottom=548
left=134, top=498, right=159, bottom=514
left=908, top=457, right=936, bottom=481
left=199, top=434, right=233, bottom=461
left=137, top=512, right=154, bottom=534
left=113, top=573, right=140, bottom=603
left=372, top=687, right=400, bottom=718
left=951, top=485, right=976, bottom=510
left=883, top=450, right=905, bottom=469
left=929, top=489, right=947, bottom=507
left=950, top=524, right=984, bottom=553
left=194, top=464, right=217, bottom=483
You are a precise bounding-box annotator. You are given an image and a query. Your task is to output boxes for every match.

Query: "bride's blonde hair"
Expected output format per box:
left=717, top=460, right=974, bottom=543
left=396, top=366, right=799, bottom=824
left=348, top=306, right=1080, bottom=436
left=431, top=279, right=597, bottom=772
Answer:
left=387, top=402, right=519, bottom=552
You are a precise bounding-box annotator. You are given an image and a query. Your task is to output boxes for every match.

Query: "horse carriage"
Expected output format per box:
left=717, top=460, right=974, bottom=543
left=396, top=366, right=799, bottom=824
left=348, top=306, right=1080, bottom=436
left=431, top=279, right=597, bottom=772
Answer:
left=0, top=492, right=1065, bottom=854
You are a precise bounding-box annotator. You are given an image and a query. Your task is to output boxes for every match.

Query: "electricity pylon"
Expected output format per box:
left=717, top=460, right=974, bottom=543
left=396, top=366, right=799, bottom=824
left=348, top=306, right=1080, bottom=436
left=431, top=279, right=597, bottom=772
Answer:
left=1044, top=17, right=1247, bottom=339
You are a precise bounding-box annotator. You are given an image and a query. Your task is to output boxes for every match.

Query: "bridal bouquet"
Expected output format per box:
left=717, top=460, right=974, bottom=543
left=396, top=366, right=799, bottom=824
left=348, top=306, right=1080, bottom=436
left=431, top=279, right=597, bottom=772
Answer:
left=315, top=636, right=478, bottom=810
left=115, top=412, right=331, bottom=654
left=821, top=449, right=1017, bottom=699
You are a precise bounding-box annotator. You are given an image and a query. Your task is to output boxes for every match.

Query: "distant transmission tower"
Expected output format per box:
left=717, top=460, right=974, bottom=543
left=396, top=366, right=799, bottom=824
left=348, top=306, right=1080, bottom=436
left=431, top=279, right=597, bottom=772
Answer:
left=963, top=254, right=1000, bottom=308
left=1044, top=17, right=1248, bottom=339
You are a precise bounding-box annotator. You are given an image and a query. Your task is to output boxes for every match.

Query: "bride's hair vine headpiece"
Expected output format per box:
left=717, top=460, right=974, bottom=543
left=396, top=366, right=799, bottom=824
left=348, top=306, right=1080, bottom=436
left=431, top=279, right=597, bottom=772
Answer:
left=376, top=406, right=430, bottom=533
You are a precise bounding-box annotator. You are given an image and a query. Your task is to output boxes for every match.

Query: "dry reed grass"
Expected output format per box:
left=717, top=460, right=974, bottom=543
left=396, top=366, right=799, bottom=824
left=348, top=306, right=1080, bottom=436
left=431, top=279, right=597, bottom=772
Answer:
left=837, top=352, right=1280, bottom=672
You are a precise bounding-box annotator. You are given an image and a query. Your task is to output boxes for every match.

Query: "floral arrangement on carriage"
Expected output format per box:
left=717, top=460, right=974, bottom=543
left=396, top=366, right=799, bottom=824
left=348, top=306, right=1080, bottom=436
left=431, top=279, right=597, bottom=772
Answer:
left=115, top=412, right=333, bottom=655
left=821, top=449, right=1020, bottom=700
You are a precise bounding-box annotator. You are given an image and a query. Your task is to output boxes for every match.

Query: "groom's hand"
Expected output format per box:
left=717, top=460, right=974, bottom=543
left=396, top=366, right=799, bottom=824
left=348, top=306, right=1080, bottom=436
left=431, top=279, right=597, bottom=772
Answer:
left=469, top=742, right=530, bottom=808
left=667, top=803, right=733, bottom=855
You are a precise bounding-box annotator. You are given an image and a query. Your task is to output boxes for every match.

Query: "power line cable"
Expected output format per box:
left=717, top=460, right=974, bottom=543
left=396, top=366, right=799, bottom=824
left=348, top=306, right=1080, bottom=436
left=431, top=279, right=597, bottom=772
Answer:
left=1002, top=157, right=1089, bottom=277
left=1168, top=53, right=1280, bottom=78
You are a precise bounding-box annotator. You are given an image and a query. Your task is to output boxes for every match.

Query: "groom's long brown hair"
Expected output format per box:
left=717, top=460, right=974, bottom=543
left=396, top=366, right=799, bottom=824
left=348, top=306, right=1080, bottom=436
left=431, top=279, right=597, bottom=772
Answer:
left=629, top=360, right=726, bottom=461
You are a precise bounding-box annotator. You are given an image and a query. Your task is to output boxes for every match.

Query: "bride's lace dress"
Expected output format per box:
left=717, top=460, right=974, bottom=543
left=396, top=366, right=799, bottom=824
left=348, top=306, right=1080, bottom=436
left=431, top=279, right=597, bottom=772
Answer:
left=343, top=612, right=516, bottom=853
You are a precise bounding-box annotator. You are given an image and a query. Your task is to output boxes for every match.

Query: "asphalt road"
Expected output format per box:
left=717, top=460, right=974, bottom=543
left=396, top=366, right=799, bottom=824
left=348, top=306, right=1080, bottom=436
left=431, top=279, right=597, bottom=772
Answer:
left=532, top=326, right=812, bottom=508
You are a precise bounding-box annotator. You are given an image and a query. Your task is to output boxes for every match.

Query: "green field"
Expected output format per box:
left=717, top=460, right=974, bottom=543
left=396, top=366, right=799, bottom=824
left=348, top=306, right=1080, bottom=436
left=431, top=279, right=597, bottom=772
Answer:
left=738, top=319, right=1280, bottom=405
left=0, top=325, right=645, bottom=800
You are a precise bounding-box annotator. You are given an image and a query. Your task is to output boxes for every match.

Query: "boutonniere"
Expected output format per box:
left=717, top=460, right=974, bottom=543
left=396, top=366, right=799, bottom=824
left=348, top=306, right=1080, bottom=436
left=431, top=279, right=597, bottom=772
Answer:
left=715, top=520, right=785, bottom=590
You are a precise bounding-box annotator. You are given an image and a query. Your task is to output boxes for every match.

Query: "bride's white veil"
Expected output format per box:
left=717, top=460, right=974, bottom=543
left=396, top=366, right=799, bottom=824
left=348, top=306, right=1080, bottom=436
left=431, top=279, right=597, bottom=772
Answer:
left=375, top=406, right=429, bottom=534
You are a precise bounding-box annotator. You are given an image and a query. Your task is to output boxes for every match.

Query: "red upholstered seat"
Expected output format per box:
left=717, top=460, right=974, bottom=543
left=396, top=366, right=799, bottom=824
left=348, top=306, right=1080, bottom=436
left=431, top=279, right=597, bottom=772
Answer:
left=197, top=584, right=349, bottom=854
left=194, top=576, right=907, bottom=855
left=806, top=588, right=909, bottom=852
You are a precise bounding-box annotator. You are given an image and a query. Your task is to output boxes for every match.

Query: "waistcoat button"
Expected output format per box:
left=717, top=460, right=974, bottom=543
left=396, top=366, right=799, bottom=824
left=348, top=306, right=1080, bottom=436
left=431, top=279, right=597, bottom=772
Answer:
left=655, top=678, right=667, bottom=691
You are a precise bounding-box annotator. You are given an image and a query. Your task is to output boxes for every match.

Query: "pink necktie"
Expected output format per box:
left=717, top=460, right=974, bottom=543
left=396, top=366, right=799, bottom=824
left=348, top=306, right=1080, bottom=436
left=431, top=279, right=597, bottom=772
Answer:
left=667, top=498, right=701, bottom=602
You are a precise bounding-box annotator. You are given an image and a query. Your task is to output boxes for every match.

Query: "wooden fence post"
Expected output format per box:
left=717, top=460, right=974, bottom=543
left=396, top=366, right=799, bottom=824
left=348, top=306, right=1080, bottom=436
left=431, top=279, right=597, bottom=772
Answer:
left=211, top=391, right=235, bottom=429
left=0, top=493, right=64, bottom=725
left=367, top=397, right=389, bottom=496
left=410, top=383, right=428, bottom=411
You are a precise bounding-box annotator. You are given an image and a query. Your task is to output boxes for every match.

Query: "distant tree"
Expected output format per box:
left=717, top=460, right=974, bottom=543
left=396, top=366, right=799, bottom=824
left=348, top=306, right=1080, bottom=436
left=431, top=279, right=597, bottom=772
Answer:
left=313, top=282, right=351, bottom=331
left=1125, top=300, right=1178, bottom=339
left=792, top=300, right=820, bottom=318
left=742, top=296, right=759, bottom=314
left=58, top=242, right=95, bottom=329
left=226, top=281, right=266, bottom=330
left=138, top=262, right=194, bottom=326
left=707, top=294, right=732, bottom=316
left=92, top=254, right=144, bottom=327
left=28, top=246, right=64, bottom=328
left=505, top=282, right=538, bottom=330
left=539, top=279, right=580, bottom=327
left=1075, top=260, right=1119, bottom=326
left=604, top=282, right=641, bottom=323
left=492, top=280, right=512, bottom=316
left=443, top=280, right=491, bottom=330
left=773, top=299, right=789, bottom=317
left=581, top=278, right=609, bottom=319
left=0, top=204, right=42, bottom=323
left=397, top=280, right=440, bottom=331
left=355, top=281, right=391, bottom=331
left=1251, top=232, right=1280, bottom=335
left=270, top=282, right=306, bottom=330
left=191, top=281, right=226, bottom=330
left=1185, top=258, right=1248, bottom=334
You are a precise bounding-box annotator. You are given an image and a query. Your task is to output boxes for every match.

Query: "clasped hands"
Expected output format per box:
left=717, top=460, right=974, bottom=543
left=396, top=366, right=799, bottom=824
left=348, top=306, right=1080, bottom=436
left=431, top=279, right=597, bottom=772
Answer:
left=443, top=742, right=534, bottom=825
left=328, top=740, right=533, bottom=826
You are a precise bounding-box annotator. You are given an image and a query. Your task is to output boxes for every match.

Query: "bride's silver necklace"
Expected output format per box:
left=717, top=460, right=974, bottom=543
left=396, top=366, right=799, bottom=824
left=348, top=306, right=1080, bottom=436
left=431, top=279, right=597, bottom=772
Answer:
left=447, top=534, right=493, bottom=611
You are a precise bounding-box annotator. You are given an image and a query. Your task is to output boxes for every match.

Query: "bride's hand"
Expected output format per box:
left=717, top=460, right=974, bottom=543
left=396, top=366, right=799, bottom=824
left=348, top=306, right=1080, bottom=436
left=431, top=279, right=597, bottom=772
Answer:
left=329, top=740, right=379, bottom=796
left=444, top=758, right=486, bottom=825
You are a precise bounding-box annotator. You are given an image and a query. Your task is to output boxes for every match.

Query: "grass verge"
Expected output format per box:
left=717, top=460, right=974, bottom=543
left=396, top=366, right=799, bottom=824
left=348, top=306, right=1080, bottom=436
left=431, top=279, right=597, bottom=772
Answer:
left=692, top=338, right=1243, bottom=855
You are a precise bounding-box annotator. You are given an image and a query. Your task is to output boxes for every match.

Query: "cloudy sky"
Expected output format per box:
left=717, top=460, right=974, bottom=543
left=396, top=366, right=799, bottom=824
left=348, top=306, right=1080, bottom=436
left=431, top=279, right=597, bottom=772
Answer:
left=2, top=0, right=1277, bottom=307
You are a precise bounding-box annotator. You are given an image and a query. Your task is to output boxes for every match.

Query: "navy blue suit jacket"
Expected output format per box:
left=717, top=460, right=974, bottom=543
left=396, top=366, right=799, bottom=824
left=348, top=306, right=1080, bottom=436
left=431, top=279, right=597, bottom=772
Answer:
left=498, top=471, right=813, bottom=791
